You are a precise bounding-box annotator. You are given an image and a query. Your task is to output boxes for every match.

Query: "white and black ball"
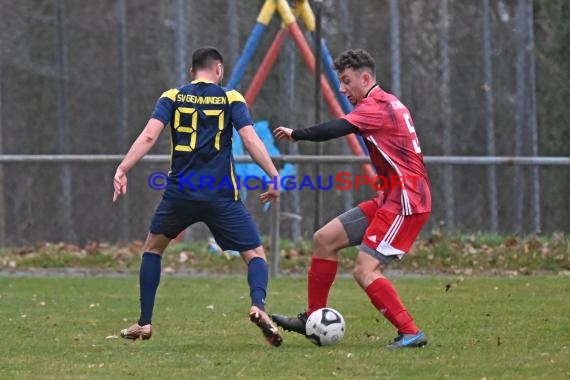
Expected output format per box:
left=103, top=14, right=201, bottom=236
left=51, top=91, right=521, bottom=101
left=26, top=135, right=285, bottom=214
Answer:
left=305, top=307, right=346, bottom=346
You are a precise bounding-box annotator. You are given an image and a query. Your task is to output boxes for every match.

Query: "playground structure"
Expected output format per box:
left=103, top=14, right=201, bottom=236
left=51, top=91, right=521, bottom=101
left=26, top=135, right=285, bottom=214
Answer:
left=226, top=0, right=375, bottom=178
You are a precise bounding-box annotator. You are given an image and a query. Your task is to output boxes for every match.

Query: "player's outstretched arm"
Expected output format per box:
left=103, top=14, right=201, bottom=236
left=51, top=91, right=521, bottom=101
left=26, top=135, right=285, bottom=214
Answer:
left=274, top=119, right=358, bottom=142
left=113, top=118, right=165, bottom=202
left=238, top=125, right=280, bottom=203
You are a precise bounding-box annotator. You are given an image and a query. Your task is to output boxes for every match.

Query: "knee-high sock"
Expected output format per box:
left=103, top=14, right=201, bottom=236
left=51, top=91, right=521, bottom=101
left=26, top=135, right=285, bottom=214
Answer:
left=365, top=277, right=419, bottom=334
left=248, top=257, right=268, bottom=310
left=307, top=257, right=338, bottom=316
left=138, top=252, right=162, bottom=326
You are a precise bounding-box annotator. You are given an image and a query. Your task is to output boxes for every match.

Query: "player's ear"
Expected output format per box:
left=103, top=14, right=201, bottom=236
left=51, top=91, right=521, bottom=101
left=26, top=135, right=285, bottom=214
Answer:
left=361, top=71, right=371, bottom=86
left=216, top=63, right=224, bottom=82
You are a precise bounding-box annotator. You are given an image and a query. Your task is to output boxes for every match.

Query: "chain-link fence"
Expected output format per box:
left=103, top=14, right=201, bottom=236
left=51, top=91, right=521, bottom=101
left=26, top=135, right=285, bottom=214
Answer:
left=0, top=0, right=569, bottom=246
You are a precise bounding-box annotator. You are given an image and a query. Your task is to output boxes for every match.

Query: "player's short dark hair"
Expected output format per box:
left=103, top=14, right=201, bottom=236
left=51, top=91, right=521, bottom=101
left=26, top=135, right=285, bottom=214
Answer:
left=191, top=47, right=224, bottom=71
left=333, top=49, right=376, bottom=75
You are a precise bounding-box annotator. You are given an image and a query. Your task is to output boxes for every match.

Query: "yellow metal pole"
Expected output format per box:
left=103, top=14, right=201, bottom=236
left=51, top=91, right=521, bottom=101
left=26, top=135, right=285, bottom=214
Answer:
left=257, top=0, right=277, bottom=26
left=291, top=0, right=303, bottom=19
left=298, top=0, right=316, bottom=32
left=276, top=0, right=297, bottom=25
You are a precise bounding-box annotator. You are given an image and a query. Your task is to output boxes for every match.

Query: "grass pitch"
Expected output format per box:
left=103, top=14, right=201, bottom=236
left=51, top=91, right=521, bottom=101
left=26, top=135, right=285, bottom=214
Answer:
left=0, top=276, right=568, bottom=379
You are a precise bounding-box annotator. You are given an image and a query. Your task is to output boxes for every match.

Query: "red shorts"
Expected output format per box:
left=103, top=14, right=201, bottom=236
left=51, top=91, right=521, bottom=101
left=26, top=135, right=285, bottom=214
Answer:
left=358, top=199, right=430, bottom=257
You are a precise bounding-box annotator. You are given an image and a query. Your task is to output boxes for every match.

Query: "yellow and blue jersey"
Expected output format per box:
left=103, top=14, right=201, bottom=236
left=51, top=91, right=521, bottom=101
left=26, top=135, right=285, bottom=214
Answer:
left=150, top=79, right=253, bottom=201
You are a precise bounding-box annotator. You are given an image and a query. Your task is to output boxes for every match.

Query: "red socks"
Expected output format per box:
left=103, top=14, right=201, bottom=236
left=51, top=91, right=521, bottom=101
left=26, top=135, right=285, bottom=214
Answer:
left=307, top=257, right=338, bottom=316
left=365, top=277, right=419, bottom=334
left=306, top=259, right=419, bottom=334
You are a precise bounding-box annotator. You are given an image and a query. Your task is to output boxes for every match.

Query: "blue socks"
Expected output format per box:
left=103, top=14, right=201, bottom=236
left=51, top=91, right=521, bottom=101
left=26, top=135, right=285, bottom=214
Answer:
left=248, top=257, right=268, bottom=310
left=138, top=252, right=162, bottom=326
left=136, top=254, right=266, bottom=323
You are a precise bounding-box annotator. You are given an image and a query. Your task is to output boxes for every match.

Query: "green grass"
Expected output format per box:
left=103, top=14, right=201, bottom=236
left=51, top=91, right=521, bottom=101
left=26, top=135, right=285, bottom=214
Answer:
left=0, top=276, right=568, bottom=379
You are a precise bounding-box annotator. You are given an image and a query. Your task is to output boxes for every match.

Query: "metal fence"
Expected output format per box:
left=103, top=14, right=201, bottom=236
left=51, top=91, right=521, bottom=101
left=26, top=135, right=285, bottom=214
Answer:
left=1, top=155, right=569, bottom=251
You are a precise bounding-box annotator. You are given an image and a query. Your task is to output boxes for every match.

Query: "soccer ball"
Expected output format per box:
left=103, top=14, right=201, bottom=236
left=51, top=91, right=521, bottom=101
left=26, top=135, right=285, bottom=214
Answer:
left=305, top=307, right=346, bottom=346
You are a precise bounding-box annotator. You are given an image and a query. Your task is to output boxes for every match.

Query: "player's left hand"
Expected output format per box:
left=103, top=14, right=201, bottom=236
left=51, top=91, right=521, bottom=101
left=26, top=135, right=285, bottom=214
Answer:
left=113, top=167, right=128, bottom=202
left=259, top=187, right=280, bottom=203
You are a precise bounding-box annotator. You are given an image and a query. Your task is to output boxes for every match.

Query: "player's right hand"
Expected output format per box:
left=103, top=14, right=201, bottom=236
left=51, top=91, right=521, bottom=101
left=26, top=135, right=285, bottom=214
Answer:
left=259, top=187, right=280, bottom=203
left=113, top=167, right=128, bottom=202
left=273, top=126, right=294, bottom=141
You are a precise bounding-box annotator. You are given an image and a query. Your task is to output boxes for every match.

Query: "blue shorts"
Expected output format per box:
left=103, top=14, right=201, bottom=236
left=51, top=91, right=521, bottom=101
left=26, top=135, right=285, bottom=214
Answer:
left=149, top=198, right=262, bottom=252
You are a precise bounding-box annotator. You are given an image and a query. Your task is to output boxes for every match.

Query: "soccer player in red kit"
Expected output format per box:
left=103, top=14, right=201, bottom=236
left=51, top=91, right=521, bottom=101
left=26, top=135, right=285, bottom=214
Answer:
left=272, top=49, right=431, bottom=348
